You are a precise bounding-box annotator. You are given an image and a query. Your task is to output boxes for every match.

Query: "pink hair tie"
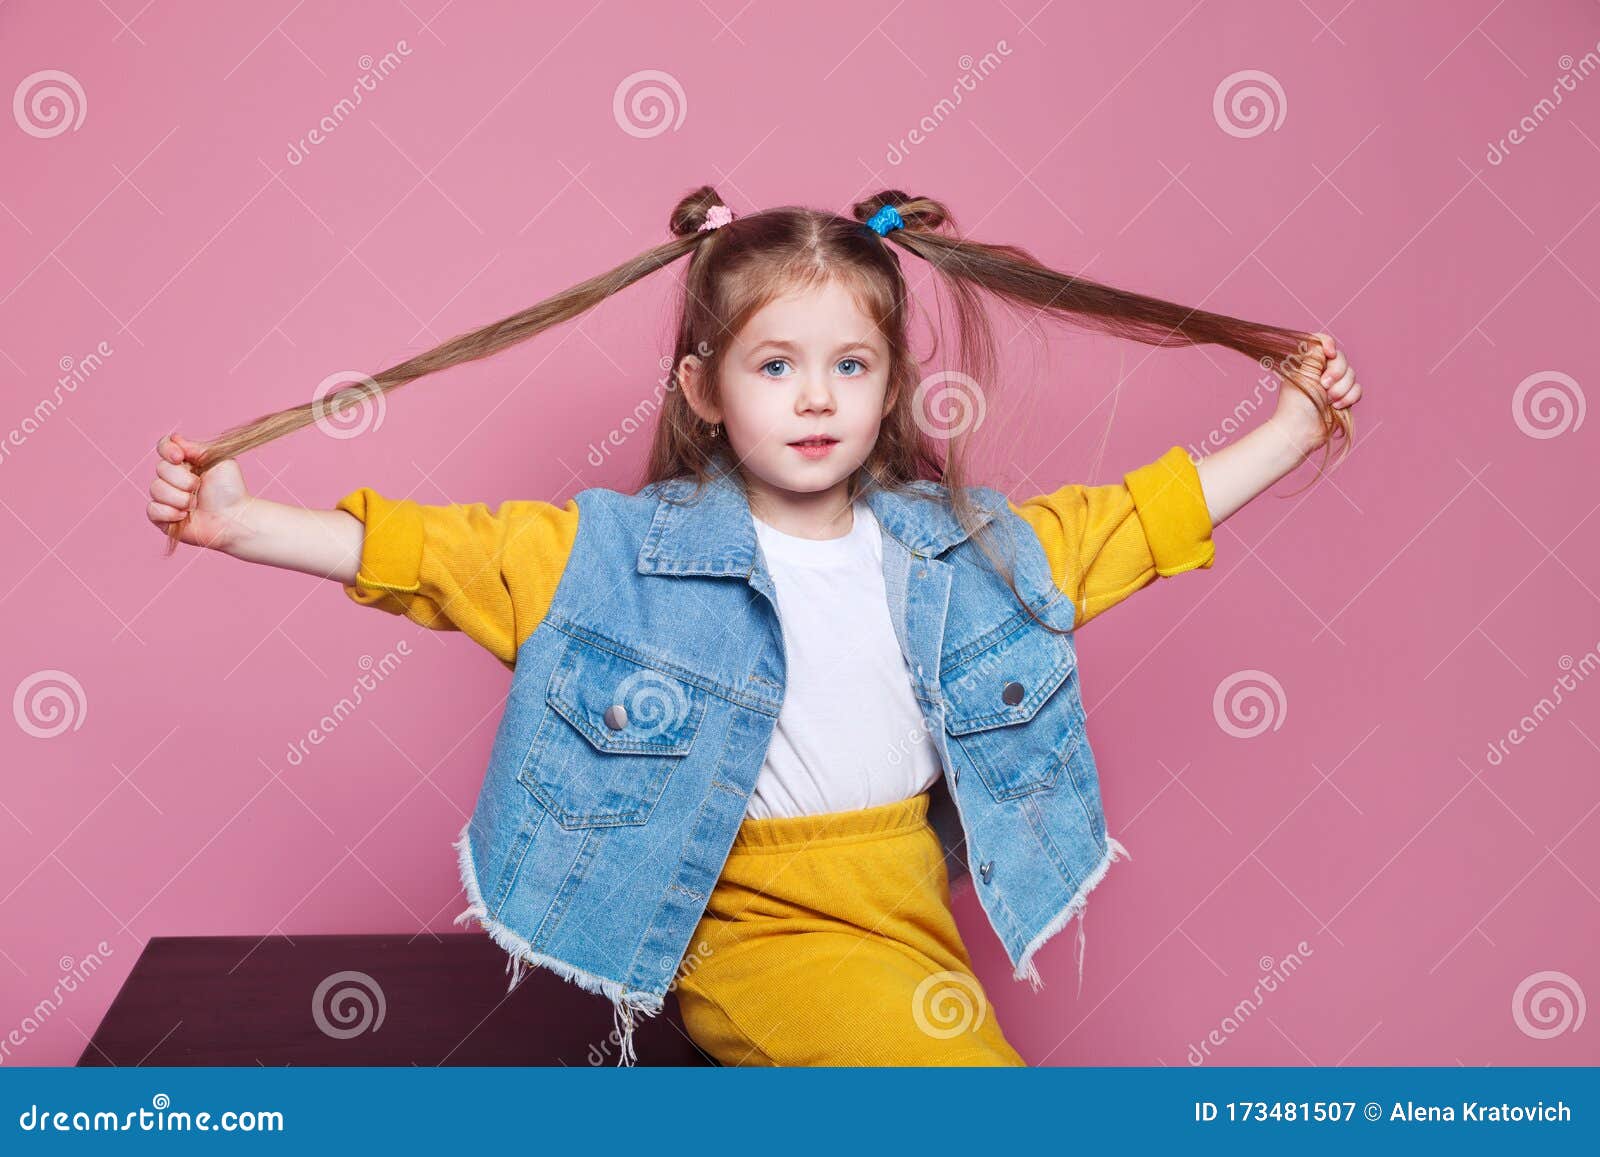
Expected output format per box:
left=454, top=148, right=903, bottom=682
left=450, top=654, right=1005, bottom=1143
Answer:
left=698, top=205, right=734, bottom=232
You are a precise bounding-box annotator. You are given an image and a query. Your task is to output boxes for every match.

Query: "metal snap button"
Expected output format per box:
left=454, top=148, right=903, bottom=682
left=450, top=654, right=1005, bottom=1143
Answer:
left=603, top=704, right=629, bottom=730
left=980, top=860, right=993, bottom=883
left=1001, top=681, right=1024, bottom=706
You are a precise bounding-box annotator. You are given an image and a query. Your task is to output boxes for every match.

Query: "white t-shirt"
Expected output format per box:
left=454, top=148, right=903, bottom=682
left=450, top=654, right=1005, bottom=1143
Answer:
left=745, top=500, right=944, bottom=819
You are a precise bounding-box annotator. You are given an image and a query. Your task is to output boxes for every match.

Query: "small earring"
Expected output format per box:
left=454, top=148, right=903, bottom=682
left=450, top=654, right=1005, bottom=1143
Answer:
left=711, top=423, right=722, bottom=438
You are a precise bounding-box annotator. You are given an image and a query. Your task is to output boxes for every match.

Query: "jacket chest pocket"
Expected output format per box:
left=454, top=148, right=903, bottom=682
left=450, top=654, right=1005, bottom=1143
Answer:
left=518, top=636, right=708, bottom=830
left=939, top=621, right=1083, bottom=802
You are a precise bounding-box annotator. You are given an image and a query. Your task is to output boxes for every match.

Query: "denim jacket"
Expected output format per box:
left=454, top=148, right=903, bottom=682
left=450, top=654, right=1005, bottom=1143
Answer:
left=447, top=448, right=1133, bottom=1065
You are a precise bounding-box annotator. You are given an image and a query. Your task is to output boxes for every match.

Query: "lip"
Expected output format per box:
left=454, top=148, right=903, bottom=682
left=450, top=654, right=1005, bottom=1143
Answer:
left=789, top=437, right=838, bottom=459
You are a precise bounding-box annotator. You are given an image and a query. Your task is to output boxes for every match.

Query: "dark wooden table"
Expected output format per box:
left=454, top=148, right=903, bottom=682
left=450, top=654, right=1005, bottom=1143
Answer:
left=78, top=934, right=715, bottom=1066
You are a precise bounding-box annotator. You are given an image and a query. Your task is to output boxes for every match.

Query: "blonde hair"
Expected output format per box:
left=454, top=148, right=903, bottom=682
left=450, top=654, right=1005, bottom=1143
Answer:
left=166, top=184, right=1351, bottom=632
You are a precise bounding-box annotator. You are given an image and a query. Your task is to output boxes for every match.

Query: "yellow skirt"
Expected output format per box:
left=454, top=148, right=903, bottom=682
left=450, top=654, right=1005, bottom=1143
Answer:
left=673, top=790, right=1026, bottom=1066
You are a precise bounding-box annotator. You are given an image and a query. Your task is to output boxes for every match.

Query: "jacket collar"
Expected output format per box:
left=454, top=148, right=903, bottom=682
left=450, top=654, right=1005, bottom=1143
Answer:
left=637, top=447, right=1002, bottom=577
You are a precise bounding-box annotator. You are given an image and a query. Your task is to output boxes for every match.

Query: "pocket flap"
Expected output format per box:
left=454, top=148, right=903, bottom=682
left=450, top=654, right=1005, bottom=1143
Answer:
left=940, top=623, right=1077, bottom=736
left=546, top=640, right=706, bottom=756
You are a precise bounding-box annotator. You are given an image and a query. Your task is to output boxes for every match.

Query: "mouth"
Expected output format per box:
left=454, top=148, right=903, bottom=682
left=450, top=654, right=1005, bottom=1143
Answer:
left=788, top=435, right=839, bottom=458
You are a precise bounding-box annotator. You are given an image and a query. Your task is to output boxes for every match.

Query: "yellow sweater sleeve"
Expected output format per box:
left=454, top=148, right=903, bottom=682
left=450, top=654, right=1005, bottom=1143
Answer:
left=332, top=487, right=580, bottom=669
left=1008, top=444, right=1215, bottom=629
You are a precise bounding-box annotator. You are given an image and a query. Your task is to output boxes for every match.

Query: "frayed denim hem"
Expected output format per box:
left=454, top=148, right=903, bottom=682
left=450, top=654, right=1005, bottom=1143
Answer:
left=1013, top=834, right=1131, bottom=996
left=450, top=822, right=664, bottom=1066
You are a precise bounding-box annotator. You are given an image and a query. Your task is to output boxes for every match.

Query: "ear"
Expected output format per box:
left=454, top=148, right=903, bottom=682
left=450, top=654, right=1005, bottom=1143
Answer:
left=677, top=353, right=722, bottom=426
left=881, top=377, right=899, bottom=418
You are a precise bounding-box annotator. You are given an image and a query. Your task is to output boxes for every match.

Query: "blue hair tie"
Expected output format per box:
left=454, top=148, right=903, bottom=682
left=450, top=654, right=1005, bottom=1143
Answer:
left=865, top=204, right=904, bottom=236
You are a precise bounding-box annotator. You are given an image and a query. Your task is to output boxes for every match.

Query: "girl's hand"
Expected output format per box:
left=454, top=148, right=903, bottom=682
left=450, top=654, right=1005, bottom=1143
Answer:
left=146, top=433, right=251, bottom=551
left=1271, top=331, right=1361, bottom=454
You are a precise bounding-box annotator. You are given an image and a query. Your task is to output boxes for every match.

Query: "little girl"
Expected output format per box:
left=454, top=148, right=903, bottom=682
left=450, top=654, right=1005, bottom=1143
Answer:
left=145, top=186, right=1361, bottom=1066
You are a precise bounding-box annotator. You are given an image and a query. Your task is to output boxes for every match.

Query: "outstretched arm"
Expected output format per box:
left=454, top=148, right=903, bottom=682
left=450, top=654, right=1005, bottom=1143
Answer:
left=1010, top=333, right=1361, bottom=628
left=146, top=434, right=578, bottom=669
left=147, top=433, right=366, bottom=580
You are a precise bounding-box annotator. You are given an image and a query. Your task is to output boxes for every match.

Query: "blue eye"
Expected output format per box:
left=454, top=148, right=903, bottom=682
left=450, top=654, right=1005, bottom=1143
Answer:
left=758, top=357, right=869, bottom=378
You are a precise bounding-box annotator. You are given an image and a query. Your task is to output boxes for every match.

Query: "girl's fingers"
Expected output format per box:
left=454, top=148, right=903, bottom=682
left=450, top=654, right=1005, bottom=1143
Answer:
left=1334, top=380, right=1361, bottom=409
left=155, top=457, right=197, bottom=491
left=1320, top=352, right=1346, bottom=386
left=1325, top=366, right=1355, bottom=399
left=156, top=435, right=183, bottom=464
left=147, top=500, right=187, bottom=523
left=150, top=476, right=193, bottom=509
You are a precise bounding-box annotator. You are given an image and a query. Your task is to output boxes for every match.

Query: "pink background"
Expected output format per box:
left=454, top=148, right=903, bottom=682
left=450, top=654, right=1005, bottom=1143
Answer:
left=2, top=0, right=1597, bottom=1067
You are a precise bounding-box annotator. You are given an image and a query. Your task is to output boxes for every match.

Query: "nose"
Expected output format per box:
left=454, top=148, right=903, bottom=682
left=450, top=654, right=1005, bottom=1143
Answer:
left=795, top=372, right=836, bottom=415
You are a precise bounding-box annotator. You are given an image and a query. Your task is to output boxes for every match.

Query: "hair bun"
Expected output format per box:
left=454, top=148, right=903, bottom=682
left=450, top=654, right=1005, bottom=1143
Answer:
left=852, top=190, right=946, bottom=232
left=669, top=184, right=729, bottom=237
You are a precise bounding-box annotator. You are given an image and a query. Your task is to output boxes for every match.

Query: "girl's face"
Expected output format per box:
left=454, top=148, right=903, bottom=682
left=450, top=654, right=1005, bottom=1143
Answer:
left=679, top=278, right=895, bottom=532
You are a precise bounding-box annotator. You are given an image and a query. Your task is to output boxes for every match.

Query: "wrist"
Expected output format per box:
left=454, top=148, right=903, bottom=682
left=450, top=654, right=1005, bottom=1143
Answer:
left=1266, top=413, right=1323, bottom=463
left=212, top=496, right=263, bottom=558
